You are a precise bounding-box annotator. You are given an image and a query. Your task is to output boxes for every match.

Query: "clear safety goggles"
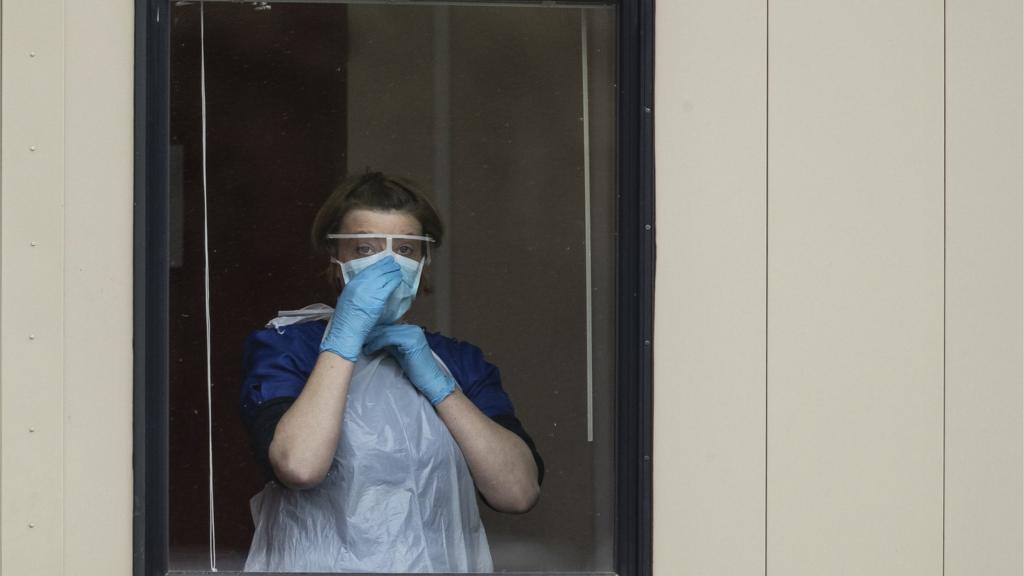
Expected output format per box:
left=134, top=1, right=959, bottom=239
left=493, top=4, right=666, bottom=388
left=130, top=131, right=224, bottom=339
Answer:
left=327, top=233, right=435, bottom=263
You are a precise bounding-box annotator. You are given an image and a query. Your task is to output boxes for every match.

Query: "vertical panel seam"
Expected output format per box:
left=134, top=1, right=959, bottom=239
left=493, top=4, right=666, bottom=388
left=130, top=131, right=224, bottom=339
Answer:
left=0, top=0, right=5, bottom=572
left=942, top=0, right=947, bottom=574
left=59, top=0, right=68, bottom=574
left=764, top=1, right=770, bottom=575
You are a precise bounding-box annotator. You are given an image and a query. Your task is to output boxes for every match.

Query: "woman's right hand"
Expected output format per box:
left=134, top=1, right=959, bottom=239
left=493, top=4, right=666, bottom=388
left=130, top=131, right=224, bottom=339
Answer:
left=319, top=255, right=401, bottom=362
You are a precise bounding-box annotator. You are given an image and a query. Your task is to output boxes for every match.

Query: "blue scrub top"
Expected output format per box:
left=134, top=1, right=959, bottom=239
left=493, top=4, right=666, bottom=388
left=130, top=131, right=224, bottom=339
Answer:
left=239, top=320, right=516, bottom=427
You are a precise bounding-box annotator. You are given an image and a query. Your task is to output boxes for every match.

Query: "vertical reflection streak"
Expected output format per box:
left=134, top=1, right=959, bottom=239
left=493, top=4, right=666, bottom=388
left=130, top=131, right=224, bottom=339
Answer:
left=582, top=9, right=595, bottom=443
left=432, top=6, right=453, bottom=334
left=198, top=2, right=218, bottom=571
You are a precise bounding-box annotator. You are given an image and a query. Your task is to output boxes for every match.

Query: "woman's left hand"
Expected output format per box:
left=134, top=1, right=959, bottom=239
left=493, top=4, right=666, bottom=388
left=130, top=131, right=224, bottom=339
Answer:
left=367, top=325, right=539, bottom=512
left=363, top=325, right=456, bottom=405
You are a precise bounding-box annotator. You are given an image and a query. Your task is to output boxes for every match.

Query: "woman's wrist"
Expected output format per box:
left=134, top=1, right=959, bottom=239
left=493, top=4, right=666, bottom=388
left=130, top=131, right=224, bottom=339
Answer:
left=431, top=383, right=460, bottom=407
left=319, top=343, right=359, bottom=363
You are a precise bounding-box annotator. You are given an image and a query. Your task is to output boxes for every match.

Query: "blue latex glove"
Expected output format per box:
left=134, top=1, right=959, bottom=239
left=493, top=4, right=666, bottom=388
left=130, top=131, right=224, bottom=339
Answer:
left=320, top=256, right=402, bottom=362
left=363, top=324, right=456, bottom=406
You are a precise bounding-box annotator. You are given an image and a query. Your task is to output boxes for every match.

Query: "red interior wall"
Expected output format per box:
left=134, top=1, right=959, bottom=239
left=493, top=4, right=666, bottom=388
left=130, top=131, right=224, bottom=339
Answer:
left=168, top=3, right=348, bottom=559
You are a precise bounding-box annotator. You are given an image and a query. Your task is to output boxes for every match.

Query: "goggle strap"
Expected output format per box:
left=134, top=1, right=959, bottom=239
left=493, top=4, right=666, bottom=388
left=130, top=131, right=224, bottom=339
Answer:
left=326, top=233, right=435, bottom=243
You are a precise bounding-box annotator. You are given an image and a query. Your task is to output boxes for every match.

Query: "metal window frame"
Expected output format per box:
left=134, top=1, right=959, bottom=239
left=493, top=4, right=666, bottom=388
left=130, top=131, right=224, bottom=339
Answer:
left=132, top=1, right=654, bottom=574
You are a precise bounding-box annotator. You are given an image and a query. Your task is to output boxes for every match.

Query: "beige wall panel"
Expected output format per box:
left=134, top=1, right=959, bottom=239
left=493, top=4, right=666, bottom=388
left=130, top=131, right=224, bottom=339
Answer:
left=945, top=1, right=1024, bottom=574
left=62, top=1, right=134, bottom=574
left=654, top=2, right=766, bottom=574
left=1, top=1, right=67, bottom=575
left=767, top=2, right=944, bottom=575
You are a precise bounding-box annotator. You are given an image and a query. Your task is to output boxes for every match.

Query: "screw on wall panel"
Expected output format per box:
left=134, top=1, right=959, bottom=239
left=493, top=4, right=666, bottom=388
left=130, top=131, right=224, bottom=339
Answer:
left=29, top=146, right=37, bottom=152
left=644, top=224, right=651, bottom=231
left=28, top=523, right=35, bottom=528
left=30, top=242, right=37, bottom=247
left=29, top=52, right=36, bottom=58
left=28, top=334, right=35, bottom=340
left=29, top=428, right=35, bottom=433
left=644, top=340, right=651, bottom=346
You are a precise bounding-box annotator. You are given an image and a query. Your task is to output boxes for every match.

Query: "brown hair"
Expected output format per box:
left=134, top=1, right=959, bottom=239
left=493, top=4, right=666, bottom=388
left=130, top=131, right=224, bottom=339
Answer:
left=311, top=171, right=444, bottom=289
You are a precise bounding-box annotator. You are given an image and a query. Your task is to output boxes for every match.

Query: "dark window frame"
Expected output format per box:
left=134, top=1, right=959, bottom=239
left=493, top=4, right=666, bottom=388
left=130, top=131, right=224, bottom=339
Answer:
left=133, top=1, right=654, bottom=574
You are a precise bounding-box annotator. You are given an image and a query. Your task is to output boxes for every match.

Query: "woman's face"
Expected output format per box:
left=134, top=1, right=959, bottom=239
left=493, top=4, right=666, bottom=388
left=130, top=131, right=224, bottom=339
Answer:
left=334, top=208, right=425, bottom=263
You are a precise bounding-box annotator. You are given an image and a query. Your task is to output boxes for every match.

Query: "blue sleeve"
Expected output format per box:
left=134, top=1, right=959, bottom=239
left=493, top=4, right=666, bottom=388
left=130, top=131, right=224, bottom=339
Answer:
left=425, top=332, right=516, bottom=418
left=239, top=321, right=326, bottom=428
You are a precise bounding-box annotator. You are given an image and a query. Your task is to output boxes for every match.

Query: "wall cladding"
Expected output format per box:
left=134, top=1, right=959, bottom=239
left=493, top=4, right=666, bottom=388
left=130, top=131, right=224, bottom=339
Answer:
left=656, top=1, right=1022, bottom=575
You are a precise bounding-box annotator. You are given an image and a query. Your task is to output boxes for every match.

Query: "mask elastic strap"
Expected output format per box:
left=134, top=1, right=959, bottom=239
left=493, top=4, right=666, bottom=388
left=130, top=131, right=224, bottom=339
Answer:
left=330, top=257, right=349, bottom=284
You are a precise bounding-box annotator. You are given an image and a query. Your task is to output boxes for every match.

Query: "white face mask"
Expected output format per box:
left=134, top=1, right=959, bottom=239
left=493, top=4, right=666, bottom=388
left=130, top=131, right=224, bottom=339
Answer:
left=328, top=234, right=431, bottom=324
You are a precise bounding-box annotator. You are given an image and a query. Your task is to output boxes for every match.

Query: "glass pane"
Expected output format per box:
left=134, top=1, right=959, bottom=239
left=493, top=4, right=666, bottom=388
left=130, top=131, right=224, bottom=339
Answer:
left=168, top=1, right=616, bottom=572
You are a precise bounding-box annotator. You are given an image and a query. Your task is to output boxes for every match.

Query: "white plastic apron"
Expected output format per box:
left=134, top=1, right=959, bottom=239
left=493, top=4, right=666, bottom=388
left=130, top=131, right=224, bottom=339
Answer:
left=243, top=349, right=493, bottom=573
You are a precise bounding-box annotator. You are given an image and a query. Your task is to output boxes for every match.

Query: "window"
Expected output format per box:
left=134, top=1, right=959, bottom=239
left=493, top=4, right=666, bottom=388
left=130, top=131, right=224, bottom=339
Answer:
left=134, top=1, right=652, bottom=574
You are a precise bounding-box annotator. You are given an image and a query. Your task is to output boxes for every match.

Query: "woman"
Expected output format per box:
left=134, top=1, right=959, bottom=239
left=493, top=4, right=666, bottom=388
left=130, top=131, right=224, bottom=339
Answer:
left=239, top=172, right=543, bottom=573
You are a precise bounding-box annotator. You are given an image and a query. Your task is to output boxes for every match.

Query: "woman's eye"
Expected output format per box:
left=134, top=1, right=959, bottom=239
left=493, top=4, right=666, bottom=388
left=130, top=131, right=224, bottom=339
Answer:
left=396, top=245, right=414, bottom=256
left=356, top=244, right=375, bottom=255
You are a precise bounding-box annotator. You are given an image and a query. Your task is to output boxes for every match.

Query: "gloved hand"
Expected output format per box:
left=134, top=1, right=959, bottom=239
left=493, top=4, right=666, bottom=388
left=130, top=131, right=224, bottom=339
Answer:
left=363, top=324, right=456, bottom=406
left=320, top=255, right=402, bottom=362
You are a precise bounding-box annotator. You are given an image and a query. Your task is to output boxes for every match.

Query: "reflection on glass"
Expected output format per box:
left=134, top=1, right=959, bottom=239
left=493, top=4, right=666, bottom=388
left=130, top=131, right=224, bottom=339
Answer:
left=168, top=1, right=616, bottom=572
